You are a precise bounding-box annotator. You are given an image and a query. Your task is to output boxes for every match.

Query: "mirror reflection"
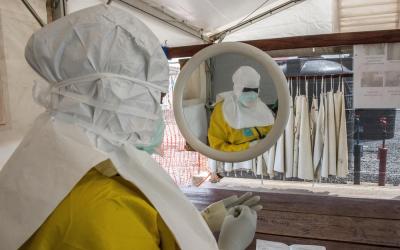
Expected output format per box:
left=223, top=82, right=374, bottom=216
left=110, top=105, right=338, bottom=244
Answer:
left=182, top=53, right=278, bottom=155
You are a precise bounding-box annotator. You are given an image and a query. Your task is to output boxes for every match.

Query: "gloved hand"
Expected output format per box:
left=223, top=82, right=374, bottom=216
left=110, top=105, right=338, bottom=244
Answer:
left=201, top=192, right=262, bottom=232
left=218, top=205, right=257, bottom=250
left=249, top=140, right=258, bottom=147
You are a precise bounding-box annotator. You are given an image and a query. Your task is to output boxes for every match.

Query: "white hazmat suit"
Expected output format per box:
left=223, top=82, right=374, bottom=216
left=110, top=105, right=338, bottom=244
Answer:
left=0, top=5, right=218, bottom=250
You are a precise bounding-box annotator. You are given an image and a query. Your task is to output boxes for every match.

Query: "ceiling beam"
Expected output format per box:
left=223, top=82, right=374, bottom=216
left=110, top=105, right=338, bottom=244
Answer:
left=167, top=29, right=400, bottom=58
left=112, top=0, right=210, bottom=43
left=209, top=0, right=305, bottom=42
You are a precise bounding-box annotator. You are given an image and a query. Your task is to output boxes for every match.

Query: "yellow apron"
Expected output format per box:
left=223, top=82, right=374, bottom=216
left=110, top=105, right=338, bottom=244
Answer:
left=20, top=160, right=178, bottom=250
left=208, top=102, right=272, bottom=152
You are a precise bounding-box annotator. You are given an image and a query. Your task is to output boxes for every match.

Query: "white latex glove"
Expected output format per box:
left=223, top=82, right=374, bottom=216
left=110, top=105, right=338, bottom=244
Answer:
left=218, top=205, right=257, bottom=250
left=201, top=192, right=262, bottom=232
left=249, top=140, right=258, bottom=147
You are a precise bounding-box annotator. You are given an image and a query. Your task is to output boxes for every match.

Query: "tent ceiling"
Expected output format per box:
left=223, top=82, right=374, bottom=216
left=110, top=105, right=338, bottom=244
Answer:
left=24, top=0, right=399, bottom=47
left=136, top=0, right=282, bottom=35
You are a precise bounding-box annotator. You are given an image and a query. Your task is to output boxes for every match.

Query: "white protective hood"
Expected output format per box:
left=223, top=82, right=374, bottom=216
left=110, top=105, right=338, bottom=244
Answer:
left=0, top=5, right=217, bottom=250
left=217, top=66, right=274, bottom=130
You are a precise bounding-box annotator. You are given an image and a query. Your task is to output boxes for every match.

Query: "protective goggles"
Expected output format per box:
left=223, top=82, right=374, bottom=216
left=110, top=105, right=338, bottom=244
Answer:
left=242, top=87, right=259, bottom=93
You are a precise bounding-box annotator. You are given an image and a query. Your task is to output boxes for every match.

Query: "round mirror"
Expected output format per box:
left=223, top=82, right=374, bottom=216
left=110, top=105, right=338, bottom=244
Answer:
left=173, top=42, right=290, bottom=162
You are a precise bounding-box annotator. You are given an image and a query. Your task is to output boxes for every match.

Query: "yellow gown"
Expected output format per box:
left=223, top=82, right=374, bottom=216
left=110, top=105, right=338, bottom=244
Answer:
left=208, top=102, right=273, bottom=152
left=20, top=160, right=178, bottom=250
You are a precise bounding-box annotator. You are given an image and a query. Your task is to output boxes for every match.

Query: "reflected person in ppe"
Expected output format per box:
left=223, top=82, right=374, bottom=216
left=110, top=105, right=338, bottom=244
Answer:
left=0, top=5, right=261, bottom=250
left=208, top=66, right=275, bottom=181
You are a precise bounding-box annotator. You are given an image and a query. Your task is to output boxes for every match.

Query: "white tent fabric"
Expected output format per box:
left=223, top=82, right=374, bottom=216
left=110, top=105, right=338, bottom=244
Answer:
left=67, top=0, right=204, bottom=46
left=44, top=0, right=399, bottom=47
left=337, top=0, right=400, bottom=32
left=224, top=0, right=334, bottom=42
left=138, top=0, right=282, bottom=35
left=0, top=0, right=44, bottom=169
left=66, top=0, right=334, bottom=46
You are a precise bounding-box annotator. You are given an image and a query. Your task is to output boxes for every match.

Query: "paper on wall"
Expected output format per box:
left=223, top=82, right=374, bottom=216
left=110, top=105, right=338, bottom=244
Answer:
left=256, top=239, right=326, bottom=250
left=353, top=43, right=400, bottom=108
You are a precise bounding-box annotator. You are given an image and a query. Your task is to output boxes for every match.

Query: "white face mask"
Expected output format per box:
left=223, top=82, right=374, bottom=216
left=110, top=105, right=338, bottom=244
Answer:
left=238, top=92, right=258, bottom=108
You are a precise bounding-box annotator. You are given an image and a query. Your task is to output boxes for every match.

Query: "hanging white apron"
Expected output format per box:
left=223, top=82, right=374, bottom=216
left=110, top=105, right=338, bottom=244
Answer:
left=313, top=92, right=325, bottom=178
left=0, top=113, right=218, bottom=250
left=284, top=97, right=294, bottom=178
left=333, top=91, right=342, bottom=142
left=263, top=144, right=276, bottom=177
left=326, top=91, right=337, bottom=176
left=336, top=84, right=349, bottom=177
left=310, top=97, right=319, bottom=150
left=233, top=160, right=253, bottom=171
left=256, top=154, right=265, bottom=176
left=273, top=134, right=285, bottom=173
left=292, top=95, right=302, bottom=178
left=297, top=96, right=314, bottom=180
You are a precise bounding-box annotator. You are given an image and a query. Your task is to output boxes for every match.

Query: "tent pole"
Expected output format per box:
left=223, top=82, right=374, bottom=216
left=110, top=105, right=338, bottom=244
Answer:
left=113, top=0, right=210, bottom=43
left=209, top=0, right=305, bottom=42
left=21, top=0, right=45, bottom=27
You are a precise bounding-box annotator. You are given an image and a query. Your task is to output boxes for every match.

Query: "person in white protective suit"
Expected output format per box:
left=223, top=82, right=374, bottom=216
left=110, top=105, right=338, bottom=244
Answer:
left=0, top=5, right=262, bottom=250
left=208, top=66, right=275, bottom=181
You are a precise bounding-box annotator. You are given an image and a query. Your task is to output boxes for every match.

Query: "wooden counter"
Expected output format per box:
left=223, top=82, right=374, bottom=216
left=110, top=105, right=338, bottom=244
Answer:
left=182, top=187, right=400, bottom=250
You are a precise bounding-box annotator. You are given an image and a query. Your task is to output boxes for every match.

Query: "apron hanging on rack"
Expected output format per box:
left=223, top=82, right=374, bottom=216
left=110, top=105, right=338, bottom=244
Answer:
left=263, top=144, right=276, bottom=177
left=274, top=95, right=285, bottom=176
left=285, top=78, right=295, bottom=178
left=313, top=77, right=325, bottom=179
left=233, top=161, right=253, bottom=171
left=292, top=77, right=301, bottom=178
left=273, top=135, right=285, bottom=174
left=297, top=78, right=313, bottom=180
left=334, top=77, right=342, bottom=142
left=256, top=154, right=265, bottom=176
left=326, top=76, right=337, bottom=176
left=310, top=77, right=319, bottom=151
left=337, top=78, right=349, bottom=177
left=224, top=162, right=233, bottom=173
left=321, top=77, right=330, bottom=178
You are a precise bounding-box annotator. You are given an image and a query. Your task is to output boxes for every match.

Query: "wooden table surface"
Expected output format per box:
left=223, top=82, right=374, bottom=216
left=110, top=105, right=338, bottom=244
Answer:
left=182, top=187, right=400, bottom=250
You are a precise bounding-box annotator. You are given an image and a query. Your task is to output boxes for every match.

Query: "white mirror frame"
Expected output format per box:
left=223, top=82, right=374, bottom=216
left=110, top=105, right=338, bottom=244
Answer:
left=173, top=42, right=290, bottom=162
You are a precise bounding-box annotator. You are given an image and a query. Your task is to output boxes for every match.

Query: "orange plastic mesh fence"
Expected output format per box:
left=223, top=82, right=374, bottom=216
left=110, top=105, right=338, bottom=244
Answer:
left=153, top=107, right=208, bottom=186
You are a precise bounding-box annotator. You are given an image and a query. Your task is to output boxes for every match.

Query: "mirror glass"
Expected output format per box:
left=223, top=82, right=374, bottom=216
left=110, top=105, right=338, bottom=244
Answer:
left=181, top=53, right=279, bottom=155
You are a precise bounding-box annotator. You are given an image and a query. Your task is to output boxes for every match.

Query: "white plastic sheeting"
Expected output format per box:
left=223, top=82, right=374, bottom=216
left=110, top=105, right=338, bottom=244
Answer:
left=338, top=0, right=400, bottom=32
left=0, top=0, right=44, bottom=168
left=66, top=0, right=333, bottom=47
left=138, top=0, right=281, bottom=35
left=67, top=0, right=204, bottom=46
left=55, top=0, right=399, bottom=46
left=224, top=0, right=334, bottom=42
